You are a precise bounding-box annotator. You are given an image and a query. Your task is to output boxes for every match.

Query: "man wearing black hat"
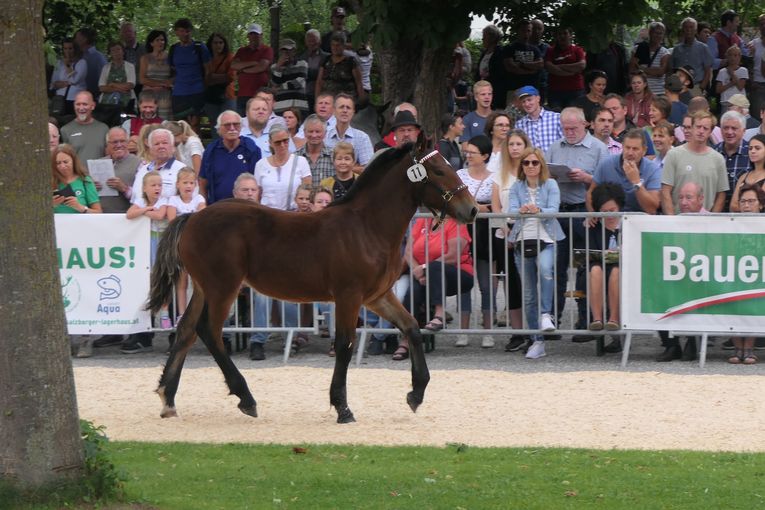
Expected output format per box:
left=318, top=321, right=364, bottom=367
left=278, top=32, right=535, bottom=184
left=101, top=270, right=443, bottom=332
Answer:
left=390, top=110, right=421, bottom=148
left=322, top=7, right=352, bottom=53
left=674, top=65, right=696, bottom=105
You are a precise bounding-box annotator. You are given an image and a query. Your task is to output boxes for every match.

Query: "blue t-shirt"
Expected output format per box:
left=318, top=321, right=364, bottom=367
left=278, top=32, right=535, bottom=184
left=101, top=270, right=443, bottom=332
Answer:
left=668, top=101, right=688, bottom=126
left=199, top=137, right=261, bottom=204
left=593, top=154, right=662, bottom=213
left=460, top=111, right=489, bottom=143
left=168, top=41, right=211, bottom=96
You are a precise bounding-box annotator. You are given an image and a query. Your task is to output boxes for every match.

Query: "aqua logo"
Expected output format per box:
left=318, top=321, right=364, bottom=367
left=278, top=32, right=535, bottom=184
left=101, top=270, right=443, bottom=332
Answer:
left=97, top=274, right=122, bottom=300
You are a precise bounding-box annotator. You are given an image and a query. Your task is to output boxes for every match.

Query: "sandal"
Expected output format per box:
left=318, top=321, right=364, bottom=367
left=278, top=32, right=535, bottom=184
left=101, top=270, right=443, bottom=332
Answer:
left=328, top=342, right=335, bottom=357
left=728, top=350, right=743, bottom=364
left=392, top=345, right=409, bottom=361
left=743, top=350, right=758, bottom=365
left=606, top=320, right=620, bottom=331
left=424, top=316, right=444, bottom=332
left=588, top=320, right=604, bottom=331
left=291, top=334, right=309, bottom=354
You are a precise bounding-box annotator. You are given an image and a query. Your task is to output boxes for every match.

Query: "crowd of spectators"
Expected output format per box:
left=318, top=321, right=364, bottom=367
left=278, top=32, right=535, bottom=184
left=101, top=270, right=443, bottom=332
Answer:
left=49, top=9, right=765, bottom=364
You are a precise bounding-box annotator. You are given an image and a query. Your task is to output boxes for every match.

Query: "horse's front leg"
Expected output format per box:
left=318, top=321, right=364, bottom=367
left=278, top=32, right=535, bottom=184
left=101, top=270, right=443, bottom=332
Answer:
left=367, top=290, right=430, bottom=412
left=329, top=298, right=363, bottom=423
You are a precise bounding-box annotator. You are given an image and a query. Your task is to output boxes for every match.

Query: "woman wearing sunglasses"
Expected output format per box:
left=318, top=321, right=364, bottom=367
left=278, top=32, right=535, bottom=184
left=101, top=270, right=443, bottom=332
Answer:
left=507, top=148, right=565, bottom=359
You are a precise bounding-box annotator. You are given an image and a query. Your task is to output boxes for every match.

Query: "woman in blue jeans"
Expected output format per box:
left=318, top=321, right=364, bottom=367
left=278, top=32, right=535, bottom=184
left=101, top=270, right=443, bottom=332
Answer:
left=508, top=147, right=565, bottom=359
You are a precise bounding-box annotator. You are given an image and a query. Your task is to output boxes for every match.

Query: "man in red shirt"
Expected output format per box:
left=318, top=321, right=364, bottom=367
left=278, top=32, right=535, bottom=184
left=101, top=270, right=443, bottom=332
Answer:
left=231, top=23, right=274, bottom=115
left=544, top=27, right=586, bottom=111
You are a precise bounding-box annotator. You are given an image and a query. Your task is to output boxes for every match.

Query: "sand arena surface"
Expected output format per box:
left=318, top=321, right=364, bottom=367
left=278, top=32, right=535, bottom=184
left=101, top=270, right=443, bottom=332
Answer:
left=75, top=365, right=765, bottom=451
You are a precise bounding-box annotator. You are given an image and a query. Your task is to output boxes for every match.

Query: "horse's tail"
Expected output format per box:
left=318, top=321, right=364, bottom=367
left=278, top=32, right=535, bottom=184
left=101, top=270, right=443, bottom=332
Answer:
left=147, top=214, right=192, bottom=314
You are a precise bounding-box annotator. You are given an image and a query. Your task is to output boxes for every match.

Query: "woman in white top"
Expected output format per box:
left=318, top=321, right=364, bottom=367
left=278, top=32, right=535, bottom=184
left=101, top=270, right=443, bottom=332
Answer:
left=255, top=125, right=312, bottom=211
left=163, top=120, right=204, bottom=175
left=716, top=45, right=748, bottom=109
left=483, top=112, right=511, bottom=173
left=455, top=135, right=496, bottom=348
left=490, top=129, right=529, bottom=350
left=50, top=38, right=88, bottom=115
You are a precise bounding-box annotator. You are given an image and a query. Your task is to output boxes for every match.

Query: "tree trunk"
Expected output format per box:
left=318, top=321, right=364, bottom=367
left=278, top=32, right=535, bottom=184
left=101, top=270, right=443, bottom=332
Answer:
left=378, top=40, right=452, bottom=139
left=268, top=0, right=281, bottom=54
left=0, top=1, right=85, bottom=489
left=378, top=39, right=423, bottom=130
left=414, top=45, right=453, bottom=141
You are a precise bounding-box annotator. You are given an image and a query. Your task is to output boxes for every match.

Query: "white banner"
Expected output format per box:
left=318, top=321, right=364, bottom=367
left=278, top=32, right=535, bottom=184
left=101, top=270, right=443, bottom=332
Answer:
left=55, top=215, right=152, bottom=334
left=622, top=215, right=765, bottom=333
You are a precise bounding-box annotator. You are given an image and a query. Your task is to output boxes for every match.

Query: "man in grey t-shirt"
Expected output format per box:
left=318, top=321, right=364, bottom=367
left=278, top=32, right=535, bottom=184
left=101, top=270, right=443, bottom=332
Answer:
left=60, top=91, right=109, bottom=163
left=661, top=110, right=728, bottom=214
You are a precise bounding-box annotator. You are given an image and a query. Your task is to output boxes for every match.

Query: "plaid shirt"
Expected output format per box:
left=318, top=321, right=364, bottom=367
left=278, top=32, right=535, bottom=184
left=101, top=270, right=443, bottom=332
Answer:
left=295, top=145, right=335, bottom=188
left=324, top=125, right=374, bottom=166
left=714, top=140, right=750, bottom=194
left=515, top=108, right=563, bottom=153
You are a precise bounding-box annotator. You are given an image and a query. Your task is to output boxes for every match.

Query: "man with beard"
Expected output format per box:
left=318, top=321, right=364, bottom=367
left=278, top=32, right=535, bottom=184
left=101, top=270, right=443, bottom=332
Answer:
left=60, top=91, right=109, bottom=162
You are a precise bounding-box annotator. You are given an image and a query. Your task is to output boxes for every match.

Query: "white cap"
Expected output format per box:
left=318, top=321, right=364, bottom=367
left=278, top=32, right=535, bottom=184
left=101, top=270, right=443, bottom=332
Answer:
left=247, top=23, right=263, bottom=34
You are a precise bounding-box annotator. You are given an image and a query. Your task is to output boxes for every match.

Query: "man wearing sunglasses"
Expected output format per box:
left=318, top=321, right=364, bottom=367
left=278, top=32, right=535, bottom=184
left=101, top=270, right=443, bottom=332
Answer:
left=199, top=110, right=261, bottom=204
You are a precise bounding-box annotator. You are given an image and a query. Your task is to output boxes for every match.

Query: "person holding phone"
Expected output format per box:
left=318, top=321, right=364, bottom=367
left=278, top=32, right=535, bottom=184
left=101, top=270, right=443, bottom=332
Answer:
left=52, top=144, right=102, bottom=214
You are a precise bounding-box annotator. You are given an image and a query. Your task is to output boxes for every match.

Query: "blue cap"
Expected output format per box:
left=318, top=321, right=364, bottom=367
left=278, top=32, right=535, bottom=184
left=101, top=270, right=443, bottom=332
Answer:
left=516, top=86, right=540, bottom=99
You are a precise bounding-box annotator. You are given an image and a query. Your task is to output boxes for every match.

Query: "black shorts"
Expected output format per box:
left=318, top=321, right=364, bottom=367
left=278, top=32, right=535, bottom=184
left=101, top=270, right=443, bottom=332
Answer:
left=172, top=93, right=206, bottom=119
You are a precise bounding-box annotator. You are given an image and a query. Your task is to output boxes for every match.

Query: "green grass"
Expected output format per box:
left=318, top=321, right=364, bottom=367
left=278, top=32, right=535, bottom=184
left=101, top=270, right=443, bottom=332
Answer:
left=12, top=442, right=765, bottom=508
left=112, top=443, right=765, bottom=509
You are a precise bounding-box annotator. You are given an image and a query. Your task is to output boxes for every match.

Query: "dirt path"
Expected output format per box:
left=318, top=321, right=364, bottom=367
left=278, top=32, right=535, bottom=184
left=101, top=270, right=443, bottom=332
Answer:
left=75, top=366, right=765, bottom=451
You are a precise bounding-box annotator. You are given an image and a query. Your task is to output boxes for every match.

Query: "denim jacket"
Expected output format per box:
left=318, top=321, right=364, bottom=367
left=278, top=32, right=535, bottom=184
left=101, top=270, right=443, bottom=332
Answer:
left=507, top=179, right=566, bottom=243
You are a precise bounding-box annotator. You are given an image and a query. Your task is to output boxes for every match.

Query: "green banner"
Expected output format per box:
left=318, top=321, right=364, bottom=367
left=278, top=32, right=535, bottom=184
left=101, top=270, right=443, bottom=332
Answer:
left=641, top=232, right=765, bottom=316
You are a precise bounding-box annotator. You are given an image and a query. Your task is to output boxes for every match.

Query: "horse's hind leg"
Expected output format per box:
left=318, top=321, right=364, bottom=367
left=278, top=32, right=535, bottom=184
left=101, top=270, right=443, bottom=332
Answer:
left=158, top=289, right=204, bottom=418
left=329, top=298, right=363, bottom=423
left=366, top=290, right=430, bottom=412
left=196, top=292, right=257, bottom=417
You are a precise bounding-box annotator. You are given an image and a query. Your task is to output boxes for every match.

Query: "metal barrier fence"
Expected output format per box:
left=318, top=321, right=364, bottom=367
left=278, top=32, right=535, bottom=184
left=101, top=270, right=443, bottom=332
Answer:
left=158, top=211, right=758, bottom=367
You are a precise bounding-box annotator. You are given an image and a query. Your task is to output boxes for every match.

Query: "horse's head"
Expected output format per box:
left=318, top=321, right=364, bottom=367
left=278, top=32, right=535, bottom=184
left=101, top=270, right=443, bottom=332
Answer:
left=406, top=139, right=478, bottom=226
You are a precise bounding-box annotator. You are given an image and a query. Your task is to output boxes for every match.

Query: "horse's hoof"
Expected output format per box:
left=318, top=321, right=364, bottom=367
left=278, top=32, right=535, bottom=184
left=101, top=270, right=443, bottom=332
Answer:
left=336, top=407, right=356, bottom=424
left=406, top=392, right=422, bottom=413
left=239, top=404, right=258, bottom=418
left=160, top=405, right=178, bottom=418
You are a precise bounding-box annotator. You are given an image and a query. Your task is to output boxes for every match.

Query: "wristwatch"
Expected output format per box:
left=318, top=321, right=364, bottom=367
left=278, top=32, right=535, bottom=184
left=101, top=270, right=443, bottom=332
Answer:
left=633, top=179, right=644, bottom=190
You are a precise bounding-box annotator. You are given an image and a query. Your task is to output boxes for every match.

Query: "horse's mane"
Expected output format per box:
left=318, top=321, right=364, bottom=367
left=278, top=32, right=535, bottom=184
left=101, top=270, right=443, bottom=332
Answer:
left=328, top=142, right=415, bottom=207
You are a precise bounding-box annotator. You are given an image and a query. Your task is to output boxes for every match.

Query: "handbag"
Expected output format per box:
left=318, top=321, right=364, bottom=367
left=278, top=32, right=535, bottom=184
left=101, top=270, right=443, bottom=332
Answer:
left=521, top=241, right=551, bottom=258
left=50, top=85, right=70, bottom=116
left=283, top=155, right=300, bottom=210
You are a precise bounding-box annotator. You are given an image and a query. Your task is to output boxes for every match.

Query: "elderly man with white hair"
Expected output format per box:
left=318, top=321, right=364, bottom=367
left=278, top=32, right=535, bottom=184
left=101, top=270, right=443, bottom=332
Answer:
left=199, top=110, right=261, bottom=204
left=545, top=106, right=609, bottom=334
left=714, top=109, right=750, bottom=208
left=299, top=29, right=328, bottom=111
left=130, top=127, right=187, bottom=200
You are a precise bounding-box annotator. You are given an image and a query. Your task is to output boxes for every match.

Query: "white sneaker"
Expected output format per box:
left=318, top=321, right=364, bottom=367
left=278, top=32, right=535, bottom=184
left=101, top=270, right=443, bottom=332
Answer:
left=540, top=313, right=556, bottom=332
left=455, top=335, right=469, bottom=347
left=525, top=340, right=546, bottom=359
left=481, top=336, right=495, bottom=348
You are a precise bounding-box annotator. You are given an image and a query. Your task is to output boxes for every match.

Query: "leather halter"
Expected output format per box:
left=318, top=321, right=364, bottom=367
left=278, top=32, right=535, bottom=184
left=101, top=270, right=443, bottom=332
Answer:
left=407, top=149, right=468, bottom=231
